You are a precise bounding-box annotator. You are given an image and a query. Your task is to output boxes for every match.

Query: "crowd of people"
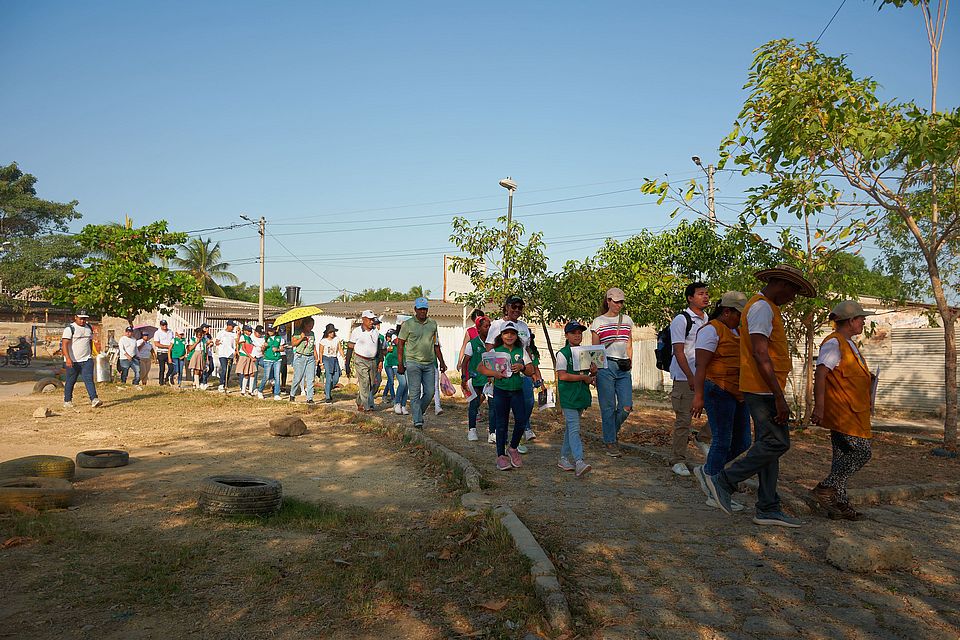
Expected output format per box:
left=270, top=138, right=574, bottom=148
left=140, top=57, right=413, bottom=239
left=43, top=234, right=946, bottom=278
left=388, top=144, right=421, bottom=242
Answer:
left=58, top=264, right=875, bottom=527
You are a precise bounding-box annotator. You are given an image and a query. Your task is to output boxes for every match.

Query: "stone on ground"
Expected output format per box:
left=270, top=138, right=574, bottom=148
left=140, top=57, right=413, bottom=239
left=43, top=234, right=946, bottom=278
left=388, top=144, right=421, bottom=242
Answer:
left=33, top=407, right=53, bottom=418
left=269, top=415, right=307, bottom=437
left=826, top=536, right=913, bottom=572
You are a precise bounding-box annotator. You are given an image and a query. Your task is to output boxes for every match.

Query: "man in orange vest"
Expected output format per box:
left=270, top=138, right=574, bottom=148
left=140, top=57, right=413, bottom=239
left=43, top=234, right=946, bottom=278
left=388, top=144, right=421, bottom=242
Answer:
left=704, top=264, right=815, bottom=527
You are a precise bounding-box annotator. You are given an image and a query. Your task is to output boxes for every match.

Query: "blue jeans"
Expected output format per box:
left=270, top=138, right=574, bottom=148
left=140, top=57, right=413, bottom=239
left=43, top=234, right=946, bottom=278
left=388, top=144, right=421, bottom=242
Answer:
left=468, top=381, right=491, bottom=433
left=403, top=361, right=435, bottom=426
left=168, top=358, right=183, bottom=385
left=290, top=353, right=316, bottom=401
left=703, top=379, right=752, bottom=475
left=203, top=356, right=213, bottom=384
left=218, top=357, right=233, bottom=388
left=64, top=359, right=97, bottom=402
left=597, top=362, right=633, bottom=443
left=259, top=359, right=282, bottom=396
left=561, top=407, right=585, bottom=462
left=718, top=393, right=790, bottom=513
left=382, top=365, right=396, bottom=401
left=118, top=358, right=140, bottom=384
left=516, top=376, right=535, bottom=432
left=395, top=371, right=408, bottom=407
left=323, top=356, right=341, bottom=401
left=491, top=387, right=525, bottom=456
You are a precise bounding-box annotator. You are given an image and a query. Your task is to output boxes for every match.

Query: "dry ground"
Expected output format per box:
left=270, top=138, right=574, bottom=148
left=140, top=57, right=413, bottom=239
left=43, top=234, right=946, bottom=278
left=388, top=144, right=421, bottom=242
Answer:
left=0, top=383, right=547, bottom=640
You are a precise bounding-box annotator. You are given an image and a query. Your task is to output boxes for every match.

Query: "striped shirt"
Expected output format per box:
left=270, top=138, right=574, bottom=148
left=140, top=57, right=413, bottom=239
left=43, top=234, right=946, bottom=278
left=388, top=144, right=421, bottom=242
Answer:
left=589, top=314, right=634, bottom=360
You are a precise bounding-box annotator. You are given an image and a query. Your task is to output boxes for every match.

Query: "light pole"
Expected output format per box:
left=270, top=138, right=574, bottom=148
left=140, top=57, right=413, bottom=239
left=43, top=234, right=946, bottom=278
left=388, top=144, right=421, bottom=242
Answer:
left=692, top=156, right=716, bottom=223
left=241, top=214, right=267, bottom=326
left=499, top=177, right=517, bottom=278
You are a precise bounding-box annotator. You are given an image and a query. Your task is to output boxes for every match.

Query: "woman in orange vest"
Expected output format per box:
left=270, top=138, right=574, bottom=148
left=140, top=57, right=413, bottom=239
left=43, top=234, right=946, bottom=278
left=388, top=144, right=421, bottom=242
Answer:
left=811, top=300, right=875, bottom=520
left=692, top=292, right=751, bottom=510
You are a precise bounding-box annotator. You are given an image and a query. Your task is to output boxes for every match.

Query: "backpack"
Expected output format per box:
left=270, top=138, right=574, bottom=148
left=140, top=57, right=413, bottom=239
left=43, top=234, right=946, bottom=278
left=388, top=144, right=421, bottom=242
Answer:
left=655, top=311, right=694, bottom=371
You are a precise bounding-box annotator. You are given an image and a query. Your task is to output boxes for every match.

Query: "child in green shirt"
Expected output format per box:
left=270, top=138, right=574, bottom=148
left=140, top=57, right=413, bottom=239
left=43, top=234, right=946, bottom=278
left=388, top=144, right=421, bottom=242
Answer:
left=555, top=321, right=598, bottom=477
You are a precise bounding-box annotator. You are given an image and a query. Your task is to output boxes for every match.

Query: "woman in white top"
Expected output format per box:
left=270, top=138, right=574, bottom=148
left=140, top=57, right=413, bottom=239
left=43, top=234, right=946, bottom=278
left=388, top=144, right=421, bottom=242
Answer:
left=590, top=287, right=634, bottom=458
left=319, top=323, right=344, bottom=403
left=136, top=330, right=155, bottom=386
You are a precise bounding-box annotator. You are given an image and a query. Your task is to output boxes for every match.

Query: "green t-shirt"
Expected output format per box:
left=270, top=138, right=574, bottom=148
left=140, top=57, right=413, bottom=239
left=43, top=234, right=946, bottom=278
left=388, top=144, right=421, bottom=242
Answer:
left=384, top=342, right=398, bottom=367
left=491, top=345, right=528, bottom=392
left=556, top=344, right=591, bottom=410
left=263, top=335, right=283, bottom=361
left=398, top=317, right=438, bottom=365
left=170, top=337, right=187, bottom=359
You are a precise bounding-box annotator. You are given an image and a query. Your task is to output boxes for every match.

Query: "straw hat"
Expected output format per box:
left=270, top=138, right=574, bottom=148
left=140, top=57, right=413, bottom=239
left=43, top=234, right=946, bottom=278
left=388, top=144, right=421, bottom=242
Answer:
left=754, top=264, right=816, bottom=298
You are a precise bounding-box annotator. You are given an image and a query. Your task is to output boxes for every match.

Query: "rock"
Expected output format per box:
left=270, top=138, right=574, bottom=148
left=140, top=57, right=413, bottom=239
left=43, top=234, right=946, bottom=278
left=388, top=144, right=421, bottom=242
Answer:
left=269, top=416, right=307, bottom=437
left=33, top=407, right=52, bottom=418
left=826, top=536, right=913, bottom=573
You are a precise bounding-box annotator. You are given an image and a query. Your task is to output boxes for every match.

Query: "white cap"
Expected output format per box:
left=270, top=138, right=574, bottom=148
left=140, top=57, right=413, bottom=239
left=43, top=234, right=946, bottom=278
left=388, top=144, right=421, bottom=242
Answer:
left=361, top=310, right=377, bottom=319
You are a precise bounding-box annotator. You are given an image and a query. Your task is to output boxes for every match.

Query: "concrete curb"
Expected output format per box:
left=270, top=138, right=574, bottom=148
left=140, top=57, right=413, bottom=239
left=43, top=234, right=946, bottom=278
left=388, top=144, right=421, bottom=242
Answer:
left=333, top=407, right=572, bottom=632
left=582, top=430, right=959, bottom=513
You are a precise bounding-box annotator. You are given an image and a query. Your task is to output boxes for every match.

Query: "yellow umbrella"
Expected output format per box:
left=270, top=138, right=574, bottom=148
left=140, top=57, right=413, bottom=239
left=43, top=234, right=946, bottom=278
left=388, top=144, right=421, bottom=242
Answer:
left=271, top=305, right=323, bottom=326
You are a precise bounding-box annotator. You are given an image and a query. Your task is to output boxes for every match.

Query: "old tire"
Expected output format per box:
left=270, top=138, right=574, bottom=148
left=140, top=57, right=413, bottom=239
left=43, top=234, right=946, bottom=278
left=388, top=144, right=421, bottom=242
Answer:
left=0, top=455, right=75, bottom=480
left=0, top=477, right=74, bottom=512
left=33, top=377, right=64, bottom=394
left=198, top=475, right=282, bottom=516
left=76, top=450, right=130, bottom=469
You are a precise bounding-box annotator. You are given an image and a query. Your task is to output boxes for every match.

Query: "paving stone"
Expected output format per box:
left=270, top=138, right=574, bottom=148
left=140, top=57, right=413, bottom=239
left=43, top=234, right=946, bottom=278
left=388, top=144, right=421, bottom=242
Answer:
left=826, top=537, right=914, bottom=573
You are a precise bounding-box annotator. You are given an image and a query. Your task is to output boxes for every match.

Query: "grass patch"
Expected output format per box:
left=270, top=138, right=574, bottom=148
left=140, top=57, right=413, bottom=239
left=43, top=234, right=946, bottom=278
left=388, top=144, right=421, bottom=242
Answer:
left=220, top=496, right=370, bottom=531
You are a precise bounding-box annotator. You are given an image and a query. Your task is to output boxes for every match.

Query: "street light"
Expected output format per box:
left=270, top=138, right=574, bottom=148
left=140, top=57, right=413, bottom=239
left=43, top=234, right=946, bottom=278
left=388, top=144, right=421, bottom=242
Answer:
left=691, top=156, right=716, bottom=222
left=499, top=177, right=517, bottom=278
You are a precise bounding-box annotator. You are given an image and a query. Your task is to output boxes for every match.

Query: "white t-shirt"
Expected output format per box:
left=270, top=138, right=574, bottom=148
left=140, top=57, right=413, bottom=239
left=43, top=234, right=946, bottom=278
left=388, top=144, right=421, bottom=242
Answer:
left=817, top=337, right=862, bottom=370
left=319, top=337, right=340, bottom=358
left=555, top=350, right=569, bottom=371
left=136, top=339, right=153, bottom=359
left=154, top=328, right=174, bottom=351
left=694, top=323, right=740, bottom=353
left=589, top=314, right=634, bottom=360
left=118, top=335, right=138, bottom=360
left=215, top=329, right=237, bottom=358
left=747, top=297, right=774, bottom=337
left=349, top=327, right=380, bottom=359
left=669, top=309, right=708, bottom=381
left=62, top=323, right=93, bottom=362
left=250, top=334, right=266, bottom=359
left=486, top=319, right=532, bottom=351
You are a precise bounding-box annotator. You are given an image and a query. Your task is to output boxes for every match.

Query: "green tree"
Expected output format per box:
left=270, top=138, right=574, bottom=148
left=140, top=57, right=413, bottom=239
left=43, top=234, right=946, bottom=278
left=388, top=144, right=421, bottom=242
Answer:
left=49, top=221, right=204, bottom=324
left=173, top=237, right=238, bottom=297
left=345, top=286, right=432, bottom=302
left=0, top=163, right=84, bottom=299
left=222, top=282, right=292, bottom=307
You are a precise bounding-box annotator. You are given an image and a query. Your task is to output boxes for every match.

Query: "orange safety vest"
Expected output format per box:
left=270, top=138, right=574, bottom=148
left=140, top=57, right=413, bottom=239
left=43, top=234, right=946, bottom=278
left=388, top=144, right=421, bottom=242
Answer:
left=739, top=294, right=791, bottom=394
left=702, top=319, right=742, bottom=400
left=820, top=332, right=872, bottom=438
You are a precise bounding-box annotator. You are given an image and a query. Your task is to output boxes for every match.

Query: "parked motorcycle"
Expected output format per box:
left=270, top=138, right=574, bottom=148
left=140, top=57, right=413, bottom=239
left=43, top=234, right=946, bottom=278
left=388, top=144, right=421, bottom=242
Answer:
left=1, top=345, right=32, bottom=367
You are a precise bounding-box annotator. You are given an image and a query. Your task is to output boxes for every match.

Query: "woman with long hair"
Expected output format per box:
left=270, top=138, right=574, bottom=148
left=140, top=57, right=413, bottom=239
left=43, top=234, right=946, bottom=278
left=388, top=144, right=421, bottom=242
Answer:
left=590, top=287, right=634, bottom=458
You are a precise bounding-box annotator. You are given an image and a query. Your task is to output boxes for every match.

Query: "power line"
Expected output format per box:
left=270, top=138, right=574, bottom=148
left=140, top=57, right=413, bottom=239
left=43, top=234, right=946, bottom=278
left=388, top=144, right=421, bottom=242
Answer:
left=815, top=0, right=847, bottom=44
left=264, top=228, right=355, bottom=295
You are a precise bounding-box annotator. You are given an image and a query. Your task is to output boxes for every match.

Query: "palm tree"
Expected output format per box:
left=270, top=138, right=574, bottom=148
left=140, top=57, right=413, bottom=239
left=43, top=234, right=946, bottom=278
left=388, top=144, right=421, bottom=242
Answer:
left=173, top=237, right=238, bottom=297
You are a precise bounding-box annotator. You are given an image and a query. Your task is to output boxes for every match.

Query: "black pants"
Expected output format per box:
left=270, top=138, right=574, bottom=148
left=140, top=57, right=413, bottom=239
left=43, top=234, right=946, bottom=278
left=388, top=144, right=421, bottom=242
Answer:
left=157, top=352, right=170, bottom=384
left=280, top=354, right=289, bottom=389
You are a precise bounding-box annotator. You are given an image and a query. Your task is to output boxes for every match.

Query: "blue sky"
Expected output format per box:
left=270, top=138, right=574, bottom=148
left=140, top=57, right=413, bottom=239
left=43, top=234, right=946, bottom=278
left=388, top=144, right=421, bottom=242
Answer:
left=3, top=1, right=957, bottom=301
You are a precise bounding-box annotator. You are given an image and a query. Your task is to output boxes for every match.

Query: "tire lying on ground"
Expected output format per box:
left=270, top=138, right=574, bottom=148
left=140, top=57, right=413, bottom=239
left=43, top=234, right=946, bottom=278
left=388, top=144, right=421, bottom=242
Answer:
left=0, top=455, right=75, bottom=480
left=0, top=477, right=74, bottom=512
left=76, top=450, right=130, bottom=469
left=33, top=377, right=64, bottom=394
left=198, top=475, right=282, bottom=516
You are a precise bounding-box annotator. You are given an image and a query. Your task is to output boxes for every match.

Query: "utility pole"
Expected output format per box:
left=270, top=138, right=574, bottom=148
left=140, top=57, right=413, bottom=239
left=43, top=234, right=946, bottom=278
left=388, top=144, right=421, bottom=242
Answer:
left=691, top=157, right=716, bottom=223
left=258, top=216, right=265, bottom=326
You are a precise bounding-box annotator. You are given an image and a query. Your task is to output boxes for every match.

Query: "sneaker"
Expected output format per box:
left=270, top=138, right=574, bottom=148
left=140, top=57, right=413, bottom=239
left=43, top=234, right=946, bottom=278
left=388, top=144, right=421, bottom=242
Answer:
left=835, top=502, right=866, bottom=521
left=91, top=398, right=102, bottom=408
left=557, top=457, right=575, bottom=472
left=811, top=484, right=844, bottom=520
left=704, top=473, right=735, bottom=515
left=305, top=399, right=315, bottom=406
left=413, top=422, right=423, bottom=429
left=401, top=406, right=410, bottom=415
left=516, top=442, right=528, bottom=454
left=63, top=401, right=74, bottom=409
left=468, top=428, right=479, bottom=441
left=693, top=465, right=710, bottom=497
left=218, top=385, right=225, bottom=392
left=575, top=460, right=592, bottom=478
left=274, top=395, right=282, bottom=401
left=201, top=383, right=208, bottom=390
left=524, top=428, right=537, bottom=441
left=289, top=396, right=296, bottom=403
left=753, top=510, right=802, bottom=528
left=697, top=441, right=712, bottom=457
left=487, top=432, right=497, bottom=444
left=239, top=390, right=247, bottom=397
left=134, top=385, right=143, bottom=391
left=257, top=391, right=264, bottom=400
left=496, top=455, right=512, bottom=471
left=671, top=462, right=691, bottom=477
left=507, top=447, right=522, bottom=468
left=116, top=385, right=126, bottom=390
left=605, top=444, right=622, bottom=458
left=394, top=404, right=403, bottom=415
left=435, top=407, right=444, bottom=416
left=707, top=498, right=745, bottom=512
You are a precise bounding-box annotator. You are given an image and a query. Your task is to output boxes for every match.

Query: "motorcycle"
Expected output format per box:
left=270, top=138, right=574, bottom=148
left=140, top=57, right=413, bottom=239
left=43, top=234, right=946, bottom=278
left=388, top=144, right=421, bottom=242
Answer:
left=1, top=345, right=32, bottom=368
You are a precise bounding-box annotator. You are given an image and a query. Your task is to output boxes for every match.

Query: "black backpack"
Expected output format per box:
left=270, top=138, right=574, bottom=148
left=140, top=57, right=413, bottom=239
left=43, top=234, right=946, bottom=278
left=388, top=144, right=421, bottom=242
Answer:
left=655, top=311, right=694, bottom=371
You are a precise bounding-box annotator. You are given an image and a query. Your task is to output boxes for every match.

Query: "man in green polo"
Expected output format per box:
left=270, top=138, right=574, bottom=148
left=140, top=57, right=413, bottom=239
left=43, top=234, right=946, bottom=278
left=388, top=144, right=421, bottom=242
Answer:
left=397, top=297, right=447, bottom=429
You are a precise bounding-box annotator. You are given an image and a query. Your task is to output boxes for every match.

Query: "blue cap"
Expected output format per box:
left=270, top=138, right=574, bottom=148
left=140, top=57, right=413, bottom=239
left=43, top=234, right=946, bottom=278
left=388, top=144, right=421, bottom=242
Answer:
left=414, top=297, right=429, bottom=309
left=564, top=321, right=587, bottom=334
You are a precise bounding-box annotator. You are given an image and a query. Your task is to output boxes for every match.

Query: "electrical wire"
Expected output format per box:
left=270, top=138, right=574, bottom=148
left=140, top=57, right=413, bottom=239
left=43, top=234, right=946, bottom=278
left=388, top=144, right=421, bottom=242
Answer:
left=815, top=0, right=847, bottom=44
left=265, top=229, right=355, bottom=295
